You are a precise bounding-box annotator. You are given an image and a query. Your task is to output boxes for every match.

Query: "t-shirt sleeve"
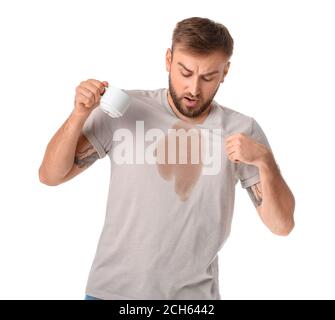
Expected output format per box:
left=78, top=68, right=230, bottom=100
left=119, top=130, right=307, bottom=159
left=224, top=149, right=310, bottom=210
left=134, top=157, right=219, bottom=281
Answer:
left=236, top=117, right=272, bottom=189
left=82, top=107, right=114, bottom=159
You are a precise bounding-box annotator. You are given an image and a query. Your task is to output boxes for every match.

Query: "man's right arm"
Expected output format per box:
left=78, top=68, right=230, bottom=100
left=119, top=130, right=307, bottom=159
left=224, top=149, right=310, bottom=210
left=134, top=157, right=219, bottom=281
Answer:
left=38, top=112, right=98, bottom=186
left=38, top=79, right=108, bottom=186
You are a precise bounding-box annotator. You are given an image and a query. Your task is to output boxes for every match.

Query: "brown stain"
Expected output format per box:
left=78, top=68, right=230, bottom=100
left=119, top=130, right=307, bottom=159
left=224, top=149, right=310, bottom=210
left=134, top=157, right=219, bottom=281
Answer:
left=155, top=121, right=205, bottom=201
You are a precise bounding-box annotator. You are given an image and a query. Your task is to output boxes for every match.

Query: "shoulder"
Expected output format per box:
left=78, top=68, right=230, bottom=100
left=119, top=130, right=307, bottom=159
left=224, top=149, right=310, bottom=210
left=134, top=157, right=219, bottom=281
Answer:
left=123, top=88, right=165, bottom=102
left=214, top=102, right=255, bottom=135
left=119, top=88, right=167, bottom=119
left=214, top=102, right=270, bottom=146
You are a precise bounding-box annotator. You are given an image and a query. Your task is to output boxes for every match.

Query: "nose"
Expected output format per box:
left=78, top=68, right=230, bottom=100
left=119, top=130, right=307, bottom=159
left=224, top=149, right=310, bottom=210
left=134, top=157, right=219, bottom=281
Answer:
left=189, top=78, right=200, bottom=98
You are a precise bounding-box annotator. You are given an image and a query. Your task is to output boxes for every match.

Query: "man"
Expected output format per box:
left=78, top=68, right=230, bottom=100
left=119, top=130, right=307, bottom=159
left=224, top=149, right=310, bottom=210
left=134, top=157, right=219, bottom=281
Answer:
left=39, top=17, right=295, bottom=300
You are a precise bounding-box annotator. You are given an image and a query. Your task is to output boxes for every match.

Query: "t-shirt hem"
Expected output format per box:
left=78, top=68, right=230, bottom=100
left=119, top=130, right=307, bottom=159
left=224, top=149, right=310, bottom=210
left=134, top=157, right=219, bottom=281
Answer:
left=85, top=288, right=221, bottom=300
left=85, top=288, right=137, bottom=300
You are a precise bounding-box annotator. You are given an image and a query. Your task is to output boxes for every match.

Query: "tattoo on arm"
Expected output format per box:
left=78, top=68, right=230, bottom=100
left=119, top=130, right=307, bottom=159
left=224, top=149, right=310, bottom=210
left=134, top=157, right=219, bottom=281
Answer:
left=74, top=145, right=99, bottom=169
left=246, top=182, right=263, bottom=207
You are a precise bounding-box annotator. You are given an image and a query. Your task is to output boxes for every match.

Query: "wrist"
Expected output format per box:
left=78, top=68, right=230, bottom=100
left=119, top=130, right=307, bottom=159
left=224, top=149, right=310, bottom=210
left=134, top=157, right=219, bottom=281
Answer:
left=255, top=150, right=275, bottom=170
left=70, top=108, right=91, bottom=120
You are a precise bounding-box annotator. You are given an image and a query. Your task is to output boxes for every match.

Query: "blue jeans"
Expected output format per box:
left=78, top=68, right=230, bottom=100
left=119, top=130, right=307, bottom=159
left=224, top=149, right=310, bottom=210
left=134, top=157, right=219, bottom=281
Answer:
left=85, top=294, right=103, bottom=300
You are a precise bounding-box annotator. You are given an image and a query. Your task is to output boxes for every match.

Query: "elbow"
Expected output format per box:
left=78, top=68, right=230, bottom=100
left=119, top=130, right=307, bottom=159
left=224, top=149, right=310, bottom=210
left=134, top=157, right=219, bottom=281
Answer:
left=261, top=207, right=295, bottom=236
left=38, top=167, right=60, bottom=186
left=280, top=196, right=296, bottom=236
left=272, top=219, right=295, bottom=236
left=271, top=196, right=295, bottom=236
left=268, top=213, right=295, bottom=236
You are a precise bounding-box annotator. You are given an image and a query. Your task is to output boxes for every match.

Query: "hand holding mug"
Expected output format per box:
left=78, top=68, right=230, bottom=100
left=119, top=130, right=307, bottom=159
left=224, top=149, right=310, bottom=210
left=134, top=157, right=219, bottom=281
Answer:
left=74, top=79, right=109, bottom=116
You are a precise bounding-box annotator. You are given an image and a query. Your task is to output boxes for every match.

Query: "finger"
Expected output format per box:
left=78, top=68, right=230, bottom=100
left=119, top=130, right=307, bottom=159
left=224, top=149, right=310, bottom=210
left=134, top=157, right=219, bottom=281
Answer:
left=81, top=81, right=101, bottom=104
left=225, top=141, right=240, bottom=150
left=226, top=147, right=237, bottom=157
left=77, top=86, right=94, bottom=99
left=77, top=86, right=95, bottom=105
left=228, top=150, right=235, bottom=156
left=225, top=141, right=237, bottom=149
left=227, top=156, right=239, bottom=163
left=227, top=150, right=240, bottom=163
left=102, top=81, right=109, bottom=94
left=76, top=92, right=91, bottom=108
left=87, top=79, right=107, bottom=95
left=224, top=138, right=239, bottom=147
left=228, top=155, right=239, bottom=163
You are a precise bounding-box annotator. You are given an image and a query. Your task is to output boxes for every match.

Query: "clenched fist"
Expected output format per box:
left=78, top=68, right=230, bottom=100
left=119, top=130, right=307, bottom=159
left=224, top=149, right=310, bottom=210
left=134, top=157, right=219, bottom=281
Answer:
left=224, top=133, right=271, bottom=166
left=74, top=79, right=109, bottom=115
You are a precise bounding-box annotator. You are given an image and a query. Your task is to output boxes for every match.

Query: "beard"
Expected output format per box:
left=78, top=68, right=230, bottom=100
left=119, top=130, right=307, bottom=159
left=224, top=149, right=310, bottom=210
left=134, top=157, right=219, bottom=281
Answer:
left=168, top=75, right=219, bottom=118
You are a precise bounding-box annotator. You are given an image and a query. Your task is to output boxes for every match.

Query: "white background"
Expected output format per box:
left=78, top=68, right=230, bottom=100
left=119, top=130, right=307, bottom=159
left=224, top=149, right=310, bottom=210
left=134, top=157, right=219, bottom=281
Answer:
left=0, top=0, right=334, bottom=300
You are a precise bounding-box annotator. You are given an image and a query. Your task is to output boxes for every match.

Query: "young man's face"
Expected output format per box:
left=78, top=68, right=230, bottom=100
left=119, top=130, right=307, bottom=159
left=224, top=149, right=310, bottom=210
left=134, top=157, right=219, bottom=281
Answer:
left=166, top=46, right=230, bottom=118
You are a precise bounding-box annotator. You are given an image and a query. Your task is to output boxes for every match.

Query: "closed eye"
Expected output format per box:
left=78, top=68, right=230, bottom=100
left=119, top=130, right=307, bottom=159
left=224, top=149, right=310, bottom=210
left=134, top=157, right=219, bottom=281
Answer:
left=181, top=72, right=214, bottom=82
left=202, top=77, right=213, bottom=82
left=181, top=72, right=191, bottom=77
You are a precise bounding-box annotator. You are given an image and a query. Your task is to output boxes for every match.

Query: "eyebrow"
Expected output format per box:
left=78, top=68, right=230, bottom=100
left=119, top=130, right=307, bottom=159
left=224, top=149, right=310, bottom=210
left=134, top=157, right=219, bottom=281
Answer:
left=177, top=62, right=219, bottom=77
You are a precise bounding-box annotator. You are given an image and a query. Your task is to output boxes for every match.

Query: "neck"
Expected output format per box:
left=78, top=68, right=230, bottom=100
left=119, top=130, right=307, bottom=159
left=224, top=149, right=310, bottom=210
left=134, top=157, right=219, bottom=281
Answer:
left=167, top=90, right=211, bottom=125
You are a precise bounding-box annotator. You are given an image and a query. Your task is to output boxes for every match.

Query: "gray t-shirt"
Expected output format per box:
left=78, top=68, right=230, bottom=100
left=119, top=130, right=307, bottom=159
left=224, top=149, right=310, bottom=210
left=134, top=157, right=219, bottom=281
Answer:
left=82, top=88, right=271, bottom=300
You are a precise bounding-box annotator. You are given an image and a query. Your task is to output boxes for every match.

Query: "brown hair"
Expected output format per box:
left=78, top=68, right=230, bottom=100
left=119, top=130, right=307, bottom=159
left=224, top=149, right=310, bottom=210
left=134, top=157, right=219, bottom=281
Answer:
left=172, top=17, right=234, bottom=58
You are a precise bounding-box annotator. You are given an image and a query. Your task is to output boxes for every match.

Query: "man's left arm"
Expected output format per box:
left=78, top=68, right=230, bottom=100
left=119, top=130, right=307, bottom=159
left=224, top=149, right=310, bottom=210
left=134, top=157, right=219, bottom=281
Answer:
left=225, top=133, right=295, bottom=236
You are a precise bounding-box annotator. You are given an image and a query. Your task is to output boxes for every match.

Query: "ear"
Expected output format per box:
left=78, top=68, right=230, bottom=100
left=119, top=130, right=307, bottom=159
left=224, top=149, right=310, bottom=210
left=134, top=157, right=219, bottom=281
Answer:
left=221, top=61, right=231, bottom=83
left=166, top=48, right=172, bottom=72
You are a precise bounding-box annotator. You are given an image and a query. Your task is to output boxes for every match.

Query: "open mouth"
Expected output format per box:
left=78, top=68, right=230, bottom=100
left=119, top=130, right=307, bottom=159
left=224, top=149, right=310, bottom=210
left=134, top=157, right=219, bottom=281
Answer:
left=184, top=96, right=198, bottom=101
left=184, top=97, right=199, bottom=107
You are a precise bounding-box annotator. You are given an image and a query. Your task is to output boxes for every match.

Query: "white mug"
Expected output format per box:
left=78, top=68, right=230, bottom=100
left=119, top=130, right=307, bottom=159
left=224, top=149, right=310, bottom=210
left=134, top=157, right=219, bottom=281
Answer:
left=99, top=85, right=131, bottom=118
